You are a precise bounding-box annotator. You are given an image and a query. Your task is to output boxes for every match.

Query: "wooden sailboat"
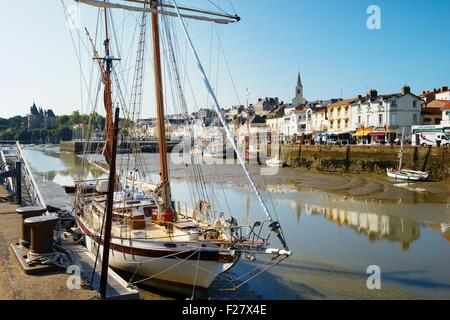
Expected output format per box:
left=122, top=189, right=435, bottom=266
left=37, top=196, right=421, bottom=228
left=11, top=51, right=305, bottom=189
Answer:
left=70, top=0, right=291, bottom=296
left=387, top=128, right=428, bottom=181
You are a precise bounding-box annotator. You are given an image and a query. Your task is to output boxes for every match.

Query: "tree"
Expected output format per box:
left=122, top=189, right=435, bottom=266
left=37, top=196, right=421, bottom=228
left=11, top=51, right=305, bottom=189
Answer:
left=57, top=126, right=73, bottom=141
left=70, top=111, right=81, bottom=125
left=57, top=115, right=70, bottom=127
left=9, top=116, right=27, bottom=129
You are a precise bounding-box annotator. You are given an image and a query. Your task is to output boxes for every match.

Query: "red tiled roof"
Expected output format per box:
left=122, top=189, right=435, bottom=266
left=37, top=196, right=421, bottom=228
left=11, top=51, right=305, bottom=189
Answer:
left=328, top=98, right=358, bottom=108
left=421, top=107, right=443, bottom=115
left=442, top=102, right=450, bottom=110
left=420, top=91, right=435, bottom=97
left=425, top=100, right=448, bottom=109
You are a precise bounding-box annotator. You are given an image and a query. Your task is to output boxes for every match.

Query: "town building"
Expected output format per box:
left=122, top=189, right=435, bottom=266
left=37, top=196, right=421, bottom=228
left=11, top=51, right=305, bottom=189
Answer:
left=311, top=107, right=327, bottom=133
left=27, top=102, right=56, bottom=130
left=281, top=108, right=313, bottom=140
left=435, top=86, right=450, bottom=101
left=266, top=117, right=283, bottom=134
left=350, top=86, right=424, bottom=144
left=310, top=99, right=339, bottom=133
left=327, top=98, right=357, bottom=135
left=236, top=115, right=268, bottom=147
left=197, top=108, right=215, bottom=122
left=442, top=102, right=450, bottom=128
left=421, top=99, right=446, bottom=125
left=253, top=97, right=281, bottom=116
left=225, top=105, right=244, bottom=121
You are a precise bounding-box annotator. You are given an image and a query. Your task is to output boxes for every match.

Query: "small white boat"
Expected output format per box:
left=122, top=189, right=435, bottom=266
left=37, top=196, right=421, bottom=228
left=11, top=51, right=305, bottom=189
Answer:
left=386, top=168, right=428, bottom=181
left=387, top=127, right=428, bottom=181
left=266, top=157, right=283, bottom=168
left=190, top=147, right=204, bottom=156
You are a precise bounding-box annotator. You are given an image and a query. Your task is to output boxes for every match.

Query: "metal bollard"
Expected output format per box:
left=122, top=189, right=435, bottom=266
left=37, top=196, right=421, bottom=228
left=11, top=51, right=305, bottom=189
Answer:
left=16, top=206, right=47, bottom=248
left=24, top=215, right=59, bottom=255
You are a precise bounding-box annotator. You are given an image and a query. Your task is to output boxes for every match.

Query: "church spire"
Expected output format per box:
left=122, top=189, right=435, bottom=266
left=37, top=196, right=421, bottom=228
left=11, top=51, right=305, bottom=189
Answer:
left=292, top=71, right=306, bottom=108
left=295, top=71, right=303, bottom=100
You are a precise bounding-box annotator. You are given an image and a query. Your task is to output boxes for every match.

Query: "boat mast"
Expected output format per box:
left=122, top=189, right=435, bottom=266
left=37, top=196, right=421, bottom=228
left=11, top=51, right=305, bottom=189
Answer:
left=399, top=127, right=405, bottom=171
left=103, top=7, right=114, bottom=166
left=151, top=0, right=173, bottom=214
left=99, top=107, right=120, bottom=298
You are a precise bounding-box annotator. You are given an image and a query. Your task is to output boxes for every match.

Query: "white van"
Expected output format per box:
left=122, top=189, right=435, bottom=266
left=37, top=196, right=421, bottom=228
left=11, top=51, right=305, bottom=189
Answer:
left=416, top=132, right=450, bottom=147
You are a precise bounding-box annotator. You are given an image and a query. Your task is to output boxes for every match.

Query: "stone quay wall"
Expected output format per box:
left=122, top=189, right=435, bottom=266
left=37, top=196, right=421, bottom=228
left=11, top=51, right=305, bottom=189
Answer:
left=280, top=145, right=450, bottom=181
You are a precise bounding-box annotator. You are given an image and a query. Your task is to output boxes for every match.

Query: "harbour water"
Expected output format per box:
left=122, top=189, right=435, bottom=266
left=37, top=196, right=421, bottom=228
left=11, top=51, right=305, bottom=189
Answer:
left=21, top=145, right=450, bottom=299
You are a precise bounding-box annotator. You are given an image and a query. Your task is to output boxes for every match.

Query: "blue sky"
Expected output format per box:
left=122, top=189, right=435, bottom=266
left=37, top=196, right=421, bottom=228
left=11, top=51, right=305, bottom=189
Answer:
left=0, top=0, right=449, bottom=118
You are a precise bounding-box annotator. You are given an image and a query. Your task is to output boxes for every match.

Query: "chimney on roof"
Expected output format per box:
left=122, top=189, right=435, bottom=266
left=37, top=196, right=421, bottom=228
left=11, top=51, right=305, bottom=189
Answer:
left=368, top=89, right=378, bottom=99
left=433, top=88, right=437, bottom=93
left=443, top=86, right=449, bottom=92
left=402, top=85, right=411, bottom=95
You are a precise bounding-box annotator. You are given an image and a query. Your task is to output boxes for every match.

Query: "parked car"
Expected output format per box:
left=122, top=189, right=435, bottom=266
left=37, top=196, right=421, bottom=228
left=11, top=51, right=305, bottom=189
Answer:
left=417, top=132, right=450, bottom=147
left=326, top=139, right=341, bottom=146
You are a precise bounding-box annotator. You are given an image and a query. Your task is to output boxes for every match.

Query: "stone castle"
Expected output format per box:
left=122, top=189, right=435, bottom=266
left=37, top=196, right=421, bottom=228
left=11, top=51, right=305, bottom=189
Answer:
left=28, top=102, right=56, bottom=130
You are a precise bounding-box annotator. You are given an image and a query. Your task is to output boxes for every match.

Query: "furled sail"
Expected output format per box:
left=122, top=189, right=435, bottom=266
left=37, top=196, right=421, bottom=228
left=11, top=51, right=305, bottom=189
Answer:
left=76, top=0, right=238, bottom=24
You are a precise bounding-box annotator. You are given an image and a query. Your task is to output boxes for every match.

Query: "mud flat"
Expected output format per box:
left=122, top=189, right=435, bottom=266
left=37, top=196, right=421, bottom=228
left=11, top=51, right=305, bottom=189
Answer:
left=85, top=153, right=450, bottom=204
left=17, top=147, right=448, bottom=300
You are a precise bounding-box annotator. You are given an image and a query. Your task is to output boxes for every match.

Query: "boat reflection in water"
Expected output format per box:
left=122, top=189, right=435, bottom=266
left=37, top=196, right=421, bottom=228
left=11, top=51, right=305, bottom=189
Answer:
left=303, top=204, right=421, bottom=250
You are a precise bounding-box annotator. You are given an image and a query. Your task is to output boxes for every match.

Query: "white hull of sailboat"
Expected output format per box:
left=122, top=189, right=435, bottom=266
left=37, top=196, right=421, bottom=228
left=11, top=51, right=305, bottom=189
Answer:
left=79, top=219, right=239, bottom=294
left=266, top=157, right=283, bottom=168
left=386, top=168, right=428, bottom=181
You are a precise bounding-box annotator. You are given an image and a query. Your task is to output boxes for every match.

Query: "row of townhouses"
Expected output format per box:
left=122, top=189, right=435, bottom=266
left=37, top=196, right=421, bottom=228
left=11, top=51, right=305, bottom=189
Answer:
left=137, top=73, right=450, bottom=145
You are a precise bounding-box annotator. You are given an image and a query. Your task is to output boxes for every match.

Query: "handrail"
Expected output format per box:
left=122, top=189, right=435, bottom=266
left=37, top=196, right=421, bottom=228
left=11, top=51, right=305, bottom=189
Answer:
left=0, top=149, right=15, bottom=193
left=16, top=141, right=46, bottom=208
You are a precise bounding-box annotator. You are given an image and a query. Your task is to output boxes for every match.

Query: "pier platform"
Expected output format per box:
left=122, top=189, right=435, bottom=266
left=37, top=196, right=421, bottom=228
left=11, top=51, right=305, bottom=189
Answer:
left=0, top=186, right=141, bottom=300
left=0, top=188, right=96, bottom=299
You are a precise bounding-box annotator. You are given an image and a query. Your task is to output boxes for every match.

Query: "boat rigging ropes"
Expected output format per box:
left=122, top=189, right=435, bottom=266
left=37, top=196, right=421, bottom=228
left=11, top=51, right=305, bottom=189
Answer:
left=219, top=255, right=289, bottom=292
left=159, top=12, right=213, bottom=214
left=170, top=0, right=291, bottom=253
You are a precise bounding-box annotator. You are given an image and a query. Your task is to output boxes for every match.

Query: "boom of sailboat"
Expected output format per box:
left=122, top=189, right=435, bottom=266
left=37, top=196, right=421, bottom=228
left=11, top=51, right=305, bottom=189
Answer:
left=76, top=0, right=241, bottom=24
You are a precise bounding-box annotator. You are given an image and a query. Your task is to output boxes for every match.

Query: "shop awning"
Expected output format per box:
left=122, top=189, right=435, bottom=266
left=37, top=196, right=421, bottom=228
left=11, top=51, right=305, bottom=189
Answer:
left=317, top=133, right=338, bottom=137
left=369, top=131, right=386, bottom=137
left=353, top=128, right=373, bottom=137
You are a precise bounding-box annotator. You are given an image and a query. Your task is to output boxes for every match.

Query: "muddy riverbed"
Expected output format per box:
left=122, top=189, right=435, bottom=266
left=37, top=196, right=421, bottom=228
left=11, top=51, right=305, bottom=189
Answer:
left=20, top=146, right=450, bottom=299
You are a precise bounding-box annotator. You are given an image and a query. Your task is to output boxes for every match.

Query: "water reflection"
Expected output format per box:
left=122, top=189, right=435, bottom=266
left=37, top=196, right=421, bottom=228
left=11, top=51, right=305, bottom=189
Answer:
left=21, top=146, right=450, bottom=299
left=303, top=204, right=420, bottom=250
left=22, top=146, right=106, bottom=185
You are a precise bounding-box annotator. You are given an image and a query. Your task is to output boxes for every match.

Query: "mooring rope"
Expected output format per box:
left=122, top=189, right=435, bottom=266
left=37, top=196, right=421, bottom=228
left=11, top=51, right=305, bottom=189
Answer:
left=26, top=251, right=71, bottom=269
